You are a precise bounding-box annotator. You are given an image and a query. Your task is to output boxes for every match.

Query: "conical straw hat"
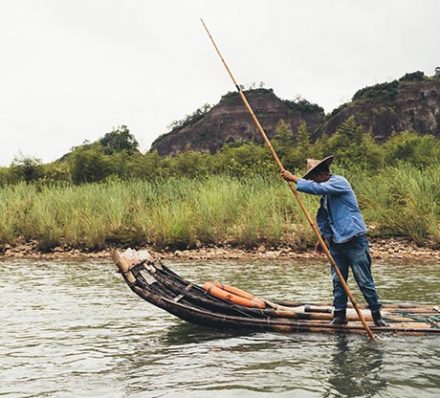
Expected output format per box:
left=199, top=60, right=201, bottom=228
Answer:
left=302, top=156, right=334, bottom=180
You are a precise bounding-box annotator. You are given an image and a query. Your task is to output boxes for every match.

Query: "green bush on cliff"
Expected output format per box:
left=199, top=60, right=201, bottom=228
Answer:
left=399, top=71, right=426, bottom=82
left=282, top=98, right=324, bottom=114
left=167, top=104, right=213, bottom=132
left=353, top=80, right=399, bottom=102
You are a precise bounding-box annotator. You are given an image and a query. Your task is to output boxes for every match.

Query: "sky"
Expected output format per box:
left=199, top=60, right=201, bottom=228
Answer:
left=1, top=0, right=439, bottom=166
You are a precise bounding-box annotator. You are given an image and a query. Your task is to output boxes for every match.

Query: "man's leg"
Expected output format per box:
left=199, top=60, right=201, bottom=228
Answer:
left=329, top=243, right=350, bottom=324
left=347, top=235, right=381, bottom=311
left=348, top=235, right=387, bottom=326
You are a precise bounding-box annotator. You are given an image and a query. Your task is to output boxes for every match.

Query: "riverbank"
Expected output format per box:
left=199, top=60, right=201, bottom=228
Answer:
left=2, top=237, right=439, bottom=262
left=1, top=171, right=439, bottom=255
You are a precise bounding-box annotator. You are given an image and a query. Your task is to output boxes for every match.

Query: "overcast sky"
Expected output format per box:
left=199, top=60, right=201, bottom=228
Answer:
left=1, top=0, right=439, bottom=166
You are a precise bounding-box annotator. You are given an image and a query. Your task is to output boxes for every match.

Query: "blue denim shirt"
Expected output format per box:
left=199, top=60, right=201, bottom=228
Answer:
left=296, top=174, right=367, bottom=243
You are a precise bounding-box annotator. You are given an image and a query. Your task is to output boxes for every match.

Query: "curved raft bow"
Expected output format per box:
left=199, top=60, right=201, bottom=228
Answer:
left=113, top=249, right=440, bottom=336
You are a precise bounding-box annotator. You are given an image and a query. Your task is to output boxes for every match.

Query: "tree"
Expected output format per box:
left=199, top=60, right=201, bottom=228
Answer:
left=337, top=116, right=364, bottom=145
left=0, top=167, right=11, bottom=186
left=216, top=142, right=275, bottom=177
left=168, top=104, right=212, bottom=131
left=399, top=71, right=425, bottom=82
left=315, top=117, right=384, bottom=170
left=353, top=80, right=399, bottom=101
left=100, top=125, right=139, bottom=155
left=295, top=122, right=311, bottom=154
left=285, top=121, right=313, bottom=170
left=383, top=131, right=440, bottom=167
left=70, top=147, right=113, bottom=184
left=125, top=151, right=165, bottom=179
left=11, top=156, right=44, bottom=183
left=169, top=151, right=213, bottom=178
left=272, top=120, right=294, bottom=154
left=43, top=162, right=72, bottom=184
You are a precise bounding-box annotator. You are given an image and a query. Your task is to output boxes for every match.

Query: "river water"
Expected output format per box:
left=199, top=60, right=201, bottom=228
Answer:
left=1, top=258, right=439, bottom=398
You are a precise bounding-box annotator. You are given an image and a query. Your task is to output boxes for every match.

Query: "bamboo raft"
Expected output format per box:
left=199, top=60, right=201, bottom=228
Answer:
left=113, top=249, right=440, bottom=336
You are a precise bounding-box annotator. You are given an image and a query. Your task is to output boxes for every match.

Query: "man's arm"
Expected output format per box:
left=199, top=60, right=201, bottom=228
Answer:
left=297, top=177, right=349, bottom=195
left=280, top=169, right=348, bottom=195
left=280, top=169, right=299, bottom=183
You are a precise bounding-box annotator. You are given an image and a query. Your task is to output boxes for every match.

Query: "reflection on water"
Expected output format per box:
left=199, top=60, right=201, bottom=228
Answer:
left=325, top=335, right=386, bottom=398
left=0, top=258, right=439, bottom=397
left=164, top=322, right=248, bottom=345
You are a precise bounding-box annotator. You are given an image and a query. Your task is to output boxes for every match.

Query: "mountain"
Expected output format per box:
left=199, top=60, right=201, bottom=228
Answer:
left=150, top=72, right=440, bottom=155
left=150, top=89, right=325, bottom=155
left=315, top=72, right=440, bottom=140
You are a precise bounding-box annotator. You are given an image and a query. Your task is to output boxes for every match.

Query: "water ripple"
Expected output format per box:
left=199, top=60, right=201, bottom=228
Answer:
left=0, top=258, right=439, bottom=397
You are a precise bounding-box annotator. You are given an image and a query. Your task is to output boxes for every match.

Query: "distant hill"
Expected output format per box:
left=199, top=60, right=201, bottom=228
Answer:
left=315, top=72, right=440, bottom=141
left=151, top=72, right=440, bottom=155
left=150, top=89, right=325, bottom=155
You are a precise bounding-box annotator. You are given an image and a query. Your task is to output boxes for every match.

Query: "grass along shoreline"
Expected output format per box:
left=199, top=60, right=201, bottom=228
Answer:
left=0, top=165, right=439, bottom=255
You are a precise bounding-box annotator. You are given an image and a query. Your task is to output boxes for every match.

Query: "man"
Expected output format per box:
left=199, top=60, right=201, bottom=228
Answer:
left=281, top=156, right=387, bottom=327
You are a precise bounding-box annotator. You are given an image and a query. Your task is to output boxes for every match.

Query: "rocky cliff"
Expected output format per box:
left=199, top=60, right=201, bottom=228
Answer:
left=151, top=73, right=440, bottom=155
left=151, top=89, right=325, bottom=155
left=316, top=73, right=440, bottom=140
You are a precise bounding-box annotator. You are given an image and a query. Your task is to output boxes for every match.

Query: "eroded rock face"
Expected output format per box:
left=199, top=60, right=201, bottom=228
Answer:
left=150, top=89, right=325, bottom=155
left=151, top=77, right=440, bottom=155
left=315, top=79, right=440, bottom=140
left=395, top=81, right=440, bottom=136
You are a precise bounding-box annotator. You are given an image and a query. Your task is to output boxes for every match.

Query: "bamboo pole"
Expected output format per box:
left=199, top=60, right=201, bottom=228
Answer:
left=200, top=18, right=376, bottom=341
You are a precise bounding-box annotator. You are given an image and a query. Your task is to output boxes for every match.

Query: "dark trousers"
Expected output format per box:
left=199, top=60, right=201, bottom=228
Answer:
left=329, top=234, right=381, bottom=312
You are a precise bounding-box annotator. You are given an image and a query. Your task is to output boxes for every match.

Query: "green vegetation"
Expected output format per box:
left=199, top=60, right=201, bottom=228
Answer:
left=0, top=165, right=439, bottom=252
left=398, top=71, right=427, bottom=82
left=166, top=103, right=213, bottom=133
left=1, top=110, right=440, bottom=252
left=220, top=88, right=274, bottom=104
left=352, top=69, right=438, bottom=102
left=5, top=119, right=439, bottom=187
left=282, top=97, right=324, bottom=114
left=0, top=176, right=316, bottom=251
left=353, top=164, right=440, bottom=245
left=353, top=80, right=399, bottom=102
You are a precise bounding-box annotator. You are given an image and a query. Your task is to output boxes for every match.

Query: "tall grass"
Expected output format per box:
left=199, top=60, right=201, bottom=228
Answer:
left=0, top=164, right=439, bottom=251
left=351, top=163, right=440, bottom=245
